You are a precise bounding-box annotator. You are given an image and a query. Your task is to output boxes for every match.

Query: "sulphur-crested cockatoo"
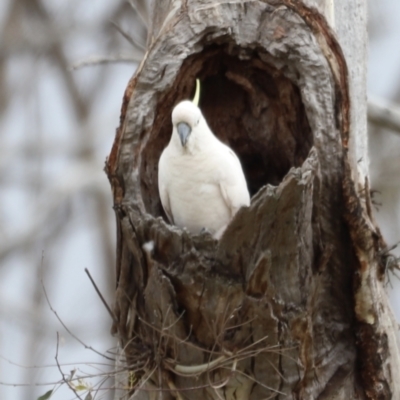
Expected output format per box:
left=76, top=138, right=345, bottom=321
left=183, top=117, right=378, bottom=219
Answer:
left=158, top=80, right=250, bottom=239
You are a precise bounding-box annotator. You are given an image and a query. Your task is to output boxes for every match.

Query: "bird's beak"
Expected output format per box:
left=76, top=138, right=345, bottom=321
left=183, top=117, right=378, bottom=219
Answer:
left=177, top=122, right=191, bottom=147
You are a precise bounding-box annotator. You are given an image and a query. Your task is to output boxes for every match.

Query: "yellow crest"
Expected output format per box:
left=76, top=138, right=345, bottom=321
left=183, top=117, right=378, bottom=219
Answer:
left=192, top=79, right=200, bottom=107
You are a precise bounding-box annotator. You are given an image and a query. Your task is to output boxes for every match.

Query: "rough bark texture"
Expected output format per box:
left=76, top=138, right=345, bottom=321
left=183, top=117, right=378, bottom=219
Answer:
left=106, top=1, right=400, bottom=399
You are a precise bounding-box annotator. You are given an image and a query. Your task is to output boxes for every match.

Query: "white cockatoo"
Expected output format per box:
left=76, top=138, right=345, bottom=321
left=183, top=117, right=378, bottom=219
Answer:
left=158, top=80, right=250, bottom=239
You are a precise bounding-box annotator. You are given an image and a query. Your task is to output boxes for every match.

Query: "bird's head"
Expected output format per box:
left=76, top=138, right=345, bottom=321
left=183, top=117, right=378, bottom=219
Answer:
left=171, top=100, right=203, bottom=150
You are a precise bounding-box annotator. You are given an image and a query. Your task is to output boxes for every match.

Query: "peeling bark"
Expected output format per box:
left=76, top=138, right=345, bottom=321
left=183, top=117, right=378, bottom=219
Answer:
left=106, top=1, right=400, bottom=399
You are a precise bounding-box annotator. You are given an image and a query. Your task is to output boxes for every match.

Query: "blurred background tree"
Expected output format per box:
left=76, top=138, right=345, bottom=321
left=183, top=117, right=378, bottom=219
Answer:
left=0, top=0, right=399, bottom=399
left=0, top=0, right=146, bottom=398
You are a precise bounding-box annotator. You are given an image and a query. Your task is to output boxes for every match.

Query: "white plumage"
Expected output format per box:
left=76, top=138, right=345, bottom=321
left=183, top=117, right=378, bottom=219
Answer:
left=158, top=99, right=250, bottom=239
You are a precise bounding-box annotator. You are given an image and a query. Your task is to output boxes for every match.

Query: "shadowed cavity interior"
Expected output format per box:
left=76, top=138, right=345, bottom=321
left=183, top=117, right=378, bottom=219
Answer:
left=140, top=46, right=313, bottom=217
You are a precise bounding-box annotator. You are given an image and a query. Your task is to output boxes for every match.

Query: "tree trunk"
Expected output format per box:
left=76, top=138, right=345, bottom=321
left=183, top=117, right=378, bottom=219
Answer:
left=106, top=1, right=400, bottom=399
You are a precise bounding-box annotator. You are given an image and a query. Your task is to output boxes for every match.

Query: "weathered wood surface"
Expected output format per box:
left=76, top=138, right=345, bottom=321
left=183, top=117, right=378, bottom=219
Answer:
left=106, top=1, right=400, bottom=399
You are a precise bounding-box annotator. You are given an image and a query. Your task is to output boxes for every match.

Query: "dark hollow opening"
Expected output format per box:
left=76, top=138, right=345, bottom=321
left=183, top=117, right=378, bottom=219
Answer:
left=140, top=44, right=313, bottom=218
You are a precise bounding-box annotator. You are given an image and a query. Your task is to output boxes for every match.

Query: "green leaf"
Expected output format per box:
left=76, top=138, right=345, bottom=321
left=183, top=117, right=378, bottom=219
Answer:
left=37, top=389, right=53, bottom=400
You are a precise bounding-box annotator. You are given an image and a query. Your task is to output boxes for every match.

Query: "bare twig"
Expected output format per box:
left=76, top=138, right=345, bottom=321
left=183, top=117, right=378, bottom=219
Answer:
left=70, top=54, right=141, bottom=70
left=368, top=97, right=400, bottom=135
left=41, top=279, right=115, bottom=362
left=110, top=20, right=146, bottom=51
left=127, top=0, right=149, bottom=29
left=55, top=332, right=84, bottom=400
left=173, top=354, right=231, bottom=376
left=85, top=268, right=118, bottom=325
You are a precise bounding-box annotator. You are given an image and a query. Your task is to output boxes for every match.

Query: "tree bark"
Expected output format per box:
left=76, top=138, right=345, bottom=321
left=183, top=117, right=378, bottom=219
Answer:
left=106, top=1, right=400, bottom=399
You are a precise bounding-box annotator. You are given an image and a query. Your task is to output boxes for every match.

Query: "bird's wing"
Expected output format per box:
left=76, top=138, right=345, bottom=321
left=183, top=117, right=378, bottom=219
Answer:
left=158, top=151, right=174, bottom=224
left=160, top=184, right=174, bottom=224
left=217, top=147, right=250, bottom=217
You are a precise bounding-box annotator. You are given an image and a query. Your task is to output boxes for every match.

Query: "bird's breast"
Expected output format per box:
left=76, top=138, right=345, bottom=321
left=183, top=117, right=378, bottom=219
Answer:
left=166, top=157, right=230, bottom=235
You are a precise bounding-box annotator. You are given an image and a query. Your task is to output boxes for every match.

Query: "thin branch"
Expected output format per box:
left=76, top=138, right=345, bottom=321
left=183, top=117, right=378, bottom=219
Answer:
left=55, top=332, right=84, bottom=400
left=368, top=97, right=400, bottom=135
left=173, top=354, right=231, bottom=376
left=70, top=54, right=141, bottom=70
left=127, top=0, right=149, bottom=29
left=110, top=20, right=146, bottom=51
left=85, top=268, right=118, bottom=325
left=41, top=279, right=115, bottom=362
left=0, top=354, right=114, bottom=370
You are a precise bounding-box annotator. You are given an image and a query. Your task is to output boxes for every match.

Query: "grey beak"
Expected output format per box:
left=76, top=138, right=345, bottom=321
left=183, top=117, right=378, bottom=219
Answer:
left=177, top=122, right=191, bottom=147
